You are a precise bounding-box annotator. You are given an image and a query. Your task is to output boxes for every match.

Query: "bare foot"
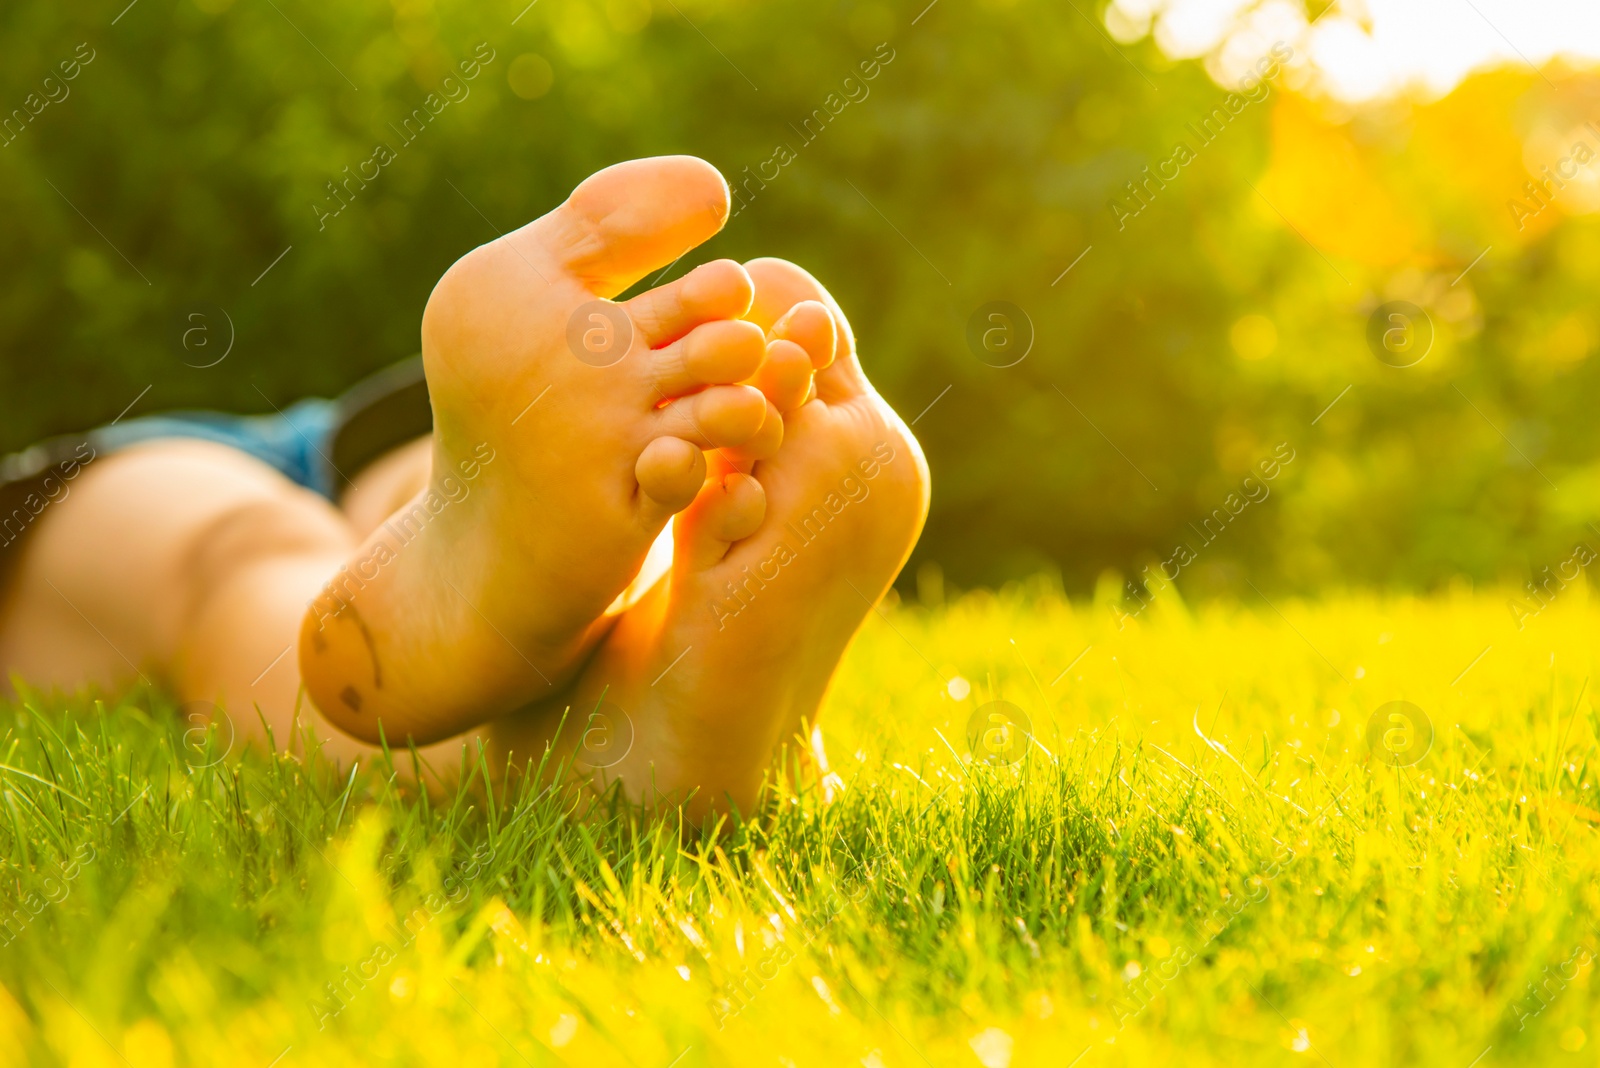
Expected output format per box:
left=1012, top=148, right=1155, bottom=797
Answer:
left=300, top=157, right=792, bottom=746
left=494, top=258, right=930, bottom=816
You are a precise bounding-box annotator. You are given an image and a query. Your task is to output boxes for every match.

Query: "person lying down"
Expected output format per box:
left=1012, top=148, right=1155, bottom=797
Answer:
left=0, top=156, right=930, bottom=818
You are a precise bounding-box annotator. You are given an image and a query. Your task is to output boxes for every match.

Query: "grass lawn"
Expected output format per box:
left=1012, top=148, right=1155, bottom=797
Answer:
left=2, top=578, right=1598, bottom=1067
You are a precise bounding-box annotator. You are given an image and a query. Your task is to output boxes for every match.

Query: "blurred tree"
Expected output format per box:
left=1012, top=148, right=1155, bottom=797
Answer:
left=1, top=0, right=1597, bottom=600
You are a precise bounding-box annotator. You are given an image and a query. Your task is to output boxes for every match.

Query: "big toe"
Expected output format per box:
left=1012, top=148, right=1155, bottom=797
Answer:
left=529, top=156, right=731, bottom=297
left=743, top=258, right=864, bottom=399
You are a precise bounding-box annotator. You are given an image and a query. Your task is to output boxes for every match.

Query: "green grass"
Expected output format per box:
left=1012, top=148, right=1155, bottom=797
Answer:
left=4, top=578, right=1600, bottom=1067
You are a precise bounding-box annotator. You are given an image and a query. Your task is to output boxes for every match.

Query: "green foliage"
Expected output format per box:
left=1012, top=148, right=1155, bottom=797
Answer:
left=2, top=0, right=1598, bottom=596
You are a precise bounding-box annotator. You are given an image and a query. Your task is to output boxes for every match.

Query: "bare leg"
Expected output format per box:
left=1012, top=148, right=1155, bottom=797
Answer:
left=0, top=432, right=678, bottom=773
left=0, top=439, right=465, bottom=768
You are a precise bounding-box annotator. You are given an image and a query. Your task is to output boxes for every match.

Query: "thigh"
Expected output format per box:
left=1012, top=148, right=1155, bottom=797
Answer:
left=0, top=437, right=484, bottom=778
left=0, top=438, right=354, bottom=692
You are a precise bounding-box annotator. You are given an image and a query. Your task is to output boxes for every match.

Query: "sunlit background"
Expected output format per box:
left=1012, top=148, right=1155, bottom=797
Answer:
left=4, top=0, right=1600, bottom=602
left=1119, top=0, right=1600, bottom=103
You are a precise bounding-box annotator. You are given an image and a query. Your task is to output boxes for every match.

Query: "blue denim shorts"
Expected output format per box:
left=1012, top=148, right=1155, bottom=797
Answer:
left=89, top=398, right=345, bottom=498
left=0, top=357, right=430, bottom=566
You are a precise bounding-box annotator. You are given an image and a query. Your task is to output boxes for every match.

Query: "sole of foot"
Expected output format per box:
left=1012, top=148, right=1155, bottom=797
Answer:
left=301, top=157, right=803, bottom=746
left=493, top=257, right=931, bottom=819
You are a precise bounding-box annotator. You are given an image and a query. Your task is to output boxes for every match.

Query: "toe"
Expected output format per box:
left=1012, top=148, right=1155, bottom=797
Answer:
left=721, top=399, right=785, bottom=468
left=748, top=340, right=813, bottom=412
left=635, top=436, right=707, bottom=523
left=675, top=472, right=766, bottom=570
left=524, top=156, right=731, bottom=298
left=743, top=259, right=847, bottom=352
left=771, top=300, right=836, bottom=371
left=625, top=259, right=753, bottom=348
left=651, top=319, right=767, bottom=398
left=739, top=298, right=830, bottom=418
left=654, top=385, right=768, bottom=449
left=743, top=257, right=866, bottom=402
